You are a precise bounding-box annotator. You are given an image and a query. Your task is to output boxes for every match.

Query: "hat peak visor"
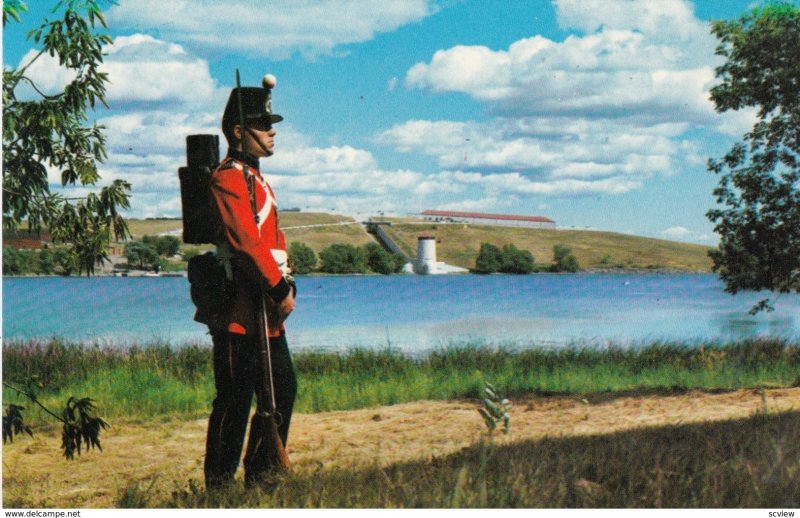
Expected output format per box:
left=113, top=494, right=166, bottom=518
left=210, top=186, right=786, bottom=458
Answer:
left=244, top=113, right=283, bottom=130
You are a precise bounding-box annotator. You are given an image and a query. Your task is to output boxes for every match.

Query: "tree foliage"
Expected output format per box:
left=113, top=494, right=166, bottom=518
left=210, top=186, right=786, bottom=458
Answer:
left=552, top=244, right=580, bottom=273
left=288, top=242, right=317, bottom=275
left=706, top=3, right=800, bottom=312
left=3, top=404, right=33, bottom=444
left=474, top=243, right=504, bottom=274
left=501, top=244, right=535, bottom=274
left=142, top=234, right=181, bottom=257
left=319, top=243, right=368, bottom=274
left=123, top=241, right=161, bottom=271
left=474, top=243, right=535, bottom=274
left=3, top=0, right=131, bottom=276
left=2, top=246, right=76, bottom=276
left=364, top=242, right=406, bottom=274
left=60, top=396, right=109, bottom=460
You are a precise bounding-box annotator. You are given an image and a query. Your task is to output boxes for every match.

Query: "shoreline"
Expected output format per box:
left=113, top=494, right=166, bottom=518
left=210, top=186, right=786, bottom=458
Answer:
left=3, top=267, right=712, bottom=279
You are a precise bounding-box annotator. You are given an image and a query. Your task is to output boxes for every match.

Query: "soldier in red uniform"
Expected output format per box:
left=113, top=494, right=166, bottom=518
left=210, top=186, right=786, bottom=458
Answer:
left=202, top=76, right=297, bottom=489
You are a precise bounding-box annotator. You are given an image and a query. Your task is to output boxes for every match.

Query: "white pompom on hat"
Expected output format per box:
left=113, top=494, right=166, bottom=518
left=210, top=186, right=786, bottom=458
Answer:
left=262, top=74, right=277, bottom=89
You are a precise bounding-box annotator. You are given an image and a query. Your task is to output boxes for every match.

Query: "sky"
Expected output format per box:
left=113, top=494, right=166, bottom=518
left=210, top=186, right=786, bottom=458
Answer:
left=2, top=0, right=778, bottom=244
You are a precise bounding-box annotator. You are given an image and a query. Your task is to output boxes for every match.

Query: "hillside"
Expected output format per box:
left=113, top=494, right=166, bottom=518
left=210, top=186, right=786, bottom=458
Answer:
left=379, top=218, right=714, bottom=272
left=124, top=214, right=714, bottom=272
left=125, top=213, right=374, bottom=254
left=280, top=212, right=374, bottom=253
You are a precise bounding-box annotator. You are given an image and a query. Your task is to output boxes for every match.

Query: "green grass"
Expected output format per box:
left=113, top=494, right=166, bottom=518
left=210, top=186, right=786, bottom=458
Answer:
left=160, top=410, right=800, bottom=508
left=3, top=338, right=799, bottom=423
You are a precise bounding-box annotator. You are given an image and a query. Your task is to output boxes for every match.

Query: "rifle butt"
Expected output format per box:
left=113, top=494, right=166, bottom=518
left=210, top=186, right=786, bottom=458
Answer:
left=270, top=417, right=292, bottom=471
left=244, top=412, right=291, bottom=479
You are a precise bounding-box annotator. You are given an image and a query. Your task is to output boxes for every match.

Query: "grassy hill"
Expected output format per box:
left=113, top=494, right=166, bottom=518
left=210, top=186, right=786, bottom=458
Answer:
left=125, top=213, right=373, bottom=254
left=123, top=214, right=714, bottom=272
left=280, top=212, right=374, bottom=253
left=379, top=218, right=714, bottom=272
left=125, top=218, right=182, bottom=238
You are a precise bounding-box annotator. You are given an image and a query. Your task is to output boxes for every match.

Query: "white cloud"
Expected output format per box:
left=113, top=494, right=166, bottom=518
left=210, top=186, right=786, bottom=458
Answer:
left=406, top=29, right=720, bottom=125
left=14, top=34, right=220, bottom=108
left=270, top=145, right=378, bottom=175
left=661, top=226, right=692, bottom=238
left=377, top=116, right=679, bottom=192
left=393, top=0, right=759, bottom=198
left=437, top=197, right=507, bottom=212
left=106, top=0, right=437, bottom=60
left=555, top=0, right=713, bottom=49
left=103, top=35, right=216, bottom=105
left=660, top=225, right=715, bottom=244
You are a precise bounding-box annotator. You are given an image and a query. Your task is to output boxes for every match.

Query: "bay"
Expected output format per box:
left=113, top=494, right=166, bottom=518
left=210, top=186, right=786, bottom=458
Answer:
left=2, top=274, right=799, bottom=352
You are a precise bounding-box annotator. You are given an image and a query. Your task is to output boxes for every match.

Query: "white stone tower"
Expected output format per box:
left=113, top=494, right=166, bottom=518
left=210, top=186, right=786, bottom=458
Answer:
left=415, top=235, right=438, bottom=274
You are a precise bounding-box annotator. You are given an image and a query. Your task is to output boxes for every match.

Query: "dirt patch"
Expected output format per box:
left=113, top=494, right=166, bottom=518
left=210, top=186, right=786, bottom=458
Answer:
left=3, top=387, right=799, bottom=508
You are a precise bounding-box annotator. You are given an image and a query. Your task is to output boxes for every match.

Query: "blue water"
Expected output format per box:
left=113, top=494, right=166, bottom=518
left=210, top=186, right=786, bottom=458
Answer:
left=3, top=274, right=799, bottom=352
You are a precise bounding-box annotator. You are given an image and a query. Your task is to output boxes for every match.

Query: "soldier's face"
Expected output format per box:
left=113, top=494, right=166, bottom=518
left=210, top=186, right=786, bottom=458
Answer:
left=236, top=125, right=276, bottom=157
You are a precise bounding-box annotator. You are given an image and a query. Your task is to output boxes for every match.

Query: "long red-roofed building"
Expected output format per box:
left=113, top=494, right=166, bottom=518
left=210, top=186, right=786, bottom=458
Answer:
left=420, top=210, right=556, bottom=229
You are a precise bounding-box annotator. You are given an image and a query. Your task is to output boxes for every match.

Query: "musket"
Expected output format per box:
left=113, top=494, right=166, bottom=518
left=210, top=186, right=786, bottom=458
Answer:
left=235, top=69, right=292, bottom=479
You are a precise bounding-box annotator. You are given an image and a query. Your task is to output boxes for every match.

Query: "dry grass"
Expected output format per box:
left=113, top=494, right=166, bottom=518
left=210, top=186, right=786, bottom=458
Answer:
left=279, top=212, right=355, bottom=227
left=281, top=213, right=374, bottom=254
left=4, top=387, right=798, bottom=508
left=125, top=219, right=183, bottom=239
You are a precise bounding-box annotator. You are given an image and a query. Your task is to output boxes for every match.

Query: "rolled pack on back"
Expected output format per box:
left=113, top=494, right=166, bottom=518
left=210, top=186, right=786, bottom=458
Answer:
left=179, top=134, right=220, bottom=244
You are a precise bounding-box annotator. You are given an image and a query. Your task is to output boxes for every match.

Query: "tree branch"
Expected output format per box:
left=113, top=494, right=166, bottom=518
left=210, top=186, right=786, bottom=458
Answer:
left=2, top=381, right=65, bottom=424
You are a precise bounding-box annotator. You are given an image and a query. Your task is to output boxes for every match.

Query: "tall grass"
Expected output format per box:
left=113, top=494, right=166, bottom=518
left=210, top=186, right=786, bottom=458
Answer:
left=3, top=337, right=799, bottom=422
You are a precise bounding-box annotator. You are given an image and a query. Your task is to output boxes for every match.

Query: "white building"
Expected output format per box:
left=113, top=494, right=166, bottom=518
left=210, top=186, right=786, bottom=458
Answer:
left=420, top=210, right=556, bottom=229
left=411, top=234, right=469, bottom=275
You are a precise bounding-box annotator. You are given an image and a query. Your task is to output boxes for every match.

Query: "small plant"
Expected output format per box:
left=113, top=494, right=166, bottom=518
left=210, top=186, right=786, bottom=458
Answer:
left=61, top=397, right=109, bottom=460
left=3, top=380, right=109, bottom=459
left=477, top=381, right=512, bottom=436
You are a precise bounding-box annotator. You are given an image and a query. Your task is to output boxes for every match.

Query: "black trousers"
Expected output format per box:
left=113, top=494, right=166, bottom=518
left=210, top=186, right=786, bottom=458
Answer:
left=204, top=331, right=297, bottom=488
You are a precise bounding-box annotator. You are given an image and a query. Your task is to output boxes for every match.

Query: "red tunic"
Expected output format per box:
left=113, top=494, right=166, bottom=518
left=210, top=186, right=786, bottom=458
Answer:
left=210, top=156, right=289, bottom=337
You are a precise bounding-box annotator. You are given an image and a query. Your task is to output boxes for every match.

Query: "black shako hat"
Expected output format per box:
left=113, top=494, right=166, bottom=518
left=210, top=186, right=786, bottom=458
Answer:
left=222, top=74, right=283, bottom=136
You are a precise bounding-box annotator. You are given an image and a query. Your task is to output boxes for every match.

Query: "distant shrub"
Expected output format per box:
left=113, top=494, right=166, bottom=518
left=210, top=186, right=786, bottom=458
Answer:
left=501, top=244, right=535, bottom=274
left=364, top=243, right=405, bottom=274
left=2, top=246, right=73, bottom=276
left=2, top=247, right=29, bottom=275
left=552, top=244, right=580, bottom=272
left=124, top=241, right=161, bottom=271
left=474, top=243, right=534, bottom=274
left=474, top=243, right=504, bottom=273
left=289, top=242, right=317, bottom=275
left=142, top=235, right=180, bottom=257
left=319, top=244, right=368, bottom=274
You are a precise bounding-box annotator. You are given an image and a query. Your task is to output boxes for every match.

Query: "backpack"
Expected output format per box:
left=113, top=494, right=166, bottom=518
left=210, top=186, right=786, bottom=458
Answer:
left=179, top=134, right=221, bottom=244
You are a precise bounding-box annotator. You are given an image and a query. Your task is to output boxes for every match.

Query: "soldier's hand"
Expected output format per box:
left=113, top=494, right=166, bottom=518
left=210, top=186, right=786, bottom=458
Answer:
left=277, top=290, right=295, bottom=324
